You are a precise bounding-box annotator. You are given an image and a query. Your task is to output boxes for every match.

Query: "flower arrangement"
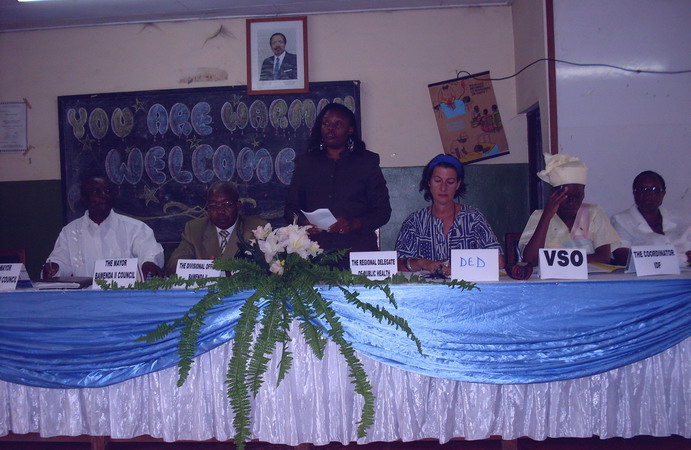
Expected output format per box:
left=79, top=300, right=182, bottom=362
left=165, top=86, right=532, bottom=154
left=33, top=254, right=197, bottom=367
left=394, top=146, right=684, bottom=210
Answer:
left=132, top=224, right=472, bottom=450
left=250, top=223, right=323, bottom=275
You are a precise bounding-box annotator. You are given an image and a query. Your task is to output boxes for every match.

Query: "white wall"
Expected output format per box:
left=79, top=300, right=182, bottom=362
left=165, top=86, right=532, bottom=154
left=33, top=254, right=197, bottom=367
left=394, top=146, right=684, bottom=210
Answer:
left=0, top=6, right=526, bottom=183
left=553, top=0, right=691, bottom=216
left=512, top=0, right=549, bottom=153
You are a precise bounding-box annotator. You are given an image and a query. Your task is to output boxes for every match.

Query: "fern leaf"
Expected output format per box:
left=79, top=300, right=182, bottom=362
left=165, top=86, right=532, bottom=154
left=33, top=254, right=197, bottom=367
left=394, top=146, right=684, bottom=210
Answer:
left=246, top=292, right=290, bottom=396
left=226, top=289, right=264, bottom=449
left=289, top=286, right=328, bottom=359
left=136, top=321, right=177, bottom=343
left=444, top=279, right=479, bottom=291
left=276, top=339, right=293, bottom=386
left=341, top=287, right=422, bottom=354
left=308, top=289, right=376, bottom=438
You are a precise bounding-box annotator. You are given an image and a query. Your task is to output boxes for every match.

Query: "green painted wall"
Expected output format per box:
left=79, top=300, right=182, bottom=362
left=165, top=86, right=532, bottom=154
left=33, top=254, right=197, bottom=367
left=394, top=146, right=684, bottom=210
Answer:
left=1, top=180, right=63, bottom=279
left=380, top=164, right=531, bottom=252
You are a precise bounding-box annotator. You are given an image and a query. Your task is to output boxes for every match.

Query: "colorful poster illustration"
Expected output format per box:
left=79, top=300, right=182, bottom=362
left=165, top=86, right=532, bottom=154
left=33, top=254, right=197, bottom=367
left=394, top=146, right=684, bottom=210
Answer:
left=428, top=71, right=509, bottom=164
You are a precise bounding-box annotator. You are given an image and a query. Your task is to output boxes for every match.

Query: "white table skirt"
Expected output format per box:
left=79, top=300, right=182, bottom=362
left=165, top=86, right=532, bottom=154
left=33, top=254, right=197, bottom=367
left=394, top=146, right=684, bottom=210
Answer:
left=1, top=323, right=688, bottom=445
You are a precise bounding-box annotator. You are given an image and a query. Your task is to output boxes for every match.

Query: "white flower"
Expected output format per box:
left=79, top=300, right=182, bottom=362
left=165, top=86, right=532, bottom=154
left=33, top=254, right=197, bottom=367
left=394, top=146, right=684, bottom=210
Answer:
left=258, top=233, right=281, bottom=264
left=252, top=223, right=273, bottom=241
left=284, top=226, right=314, bottom=259
left=269, top=259, right=285, bottom=276
left=253, top=224, right=322, bottom=267
left=307, top=241, right=323, bottom=257
left=275, top=224, right=298, bottom=246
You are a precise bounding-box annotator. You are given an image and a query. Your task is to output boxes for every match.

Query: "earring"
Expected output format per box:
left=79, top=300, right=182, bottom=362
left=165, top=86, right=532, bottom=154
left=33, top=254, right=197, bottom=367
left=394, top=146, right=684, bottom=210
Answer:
left=347, top=138, right=354, bottom=152
left=320, top=141, right=325, bottom=151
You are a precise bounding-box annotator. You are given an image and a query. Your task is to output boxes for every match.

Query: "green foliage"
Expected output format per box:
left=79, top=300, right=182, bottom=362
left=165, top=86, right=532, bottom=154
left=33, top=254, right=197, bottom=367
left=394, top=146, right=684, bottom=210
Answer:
left=125, top=229, right=476, bottom=450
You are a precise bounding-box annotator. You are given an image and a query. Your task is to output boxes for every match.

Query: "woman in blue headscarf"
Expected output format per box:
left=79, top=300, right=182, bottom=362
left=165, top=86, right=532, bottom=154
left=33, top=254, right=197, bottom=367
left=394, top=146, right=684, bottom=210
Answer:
left=396, top=154, right=503, bottom=276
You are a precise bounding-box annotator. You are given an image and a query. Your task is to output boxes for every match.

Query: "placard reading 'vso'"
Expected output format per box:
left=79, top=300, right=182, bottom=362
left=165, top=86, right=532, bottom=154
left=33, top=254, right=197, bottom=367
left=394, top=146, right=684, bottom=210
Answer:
left=58, top=82, right=360, bottom=243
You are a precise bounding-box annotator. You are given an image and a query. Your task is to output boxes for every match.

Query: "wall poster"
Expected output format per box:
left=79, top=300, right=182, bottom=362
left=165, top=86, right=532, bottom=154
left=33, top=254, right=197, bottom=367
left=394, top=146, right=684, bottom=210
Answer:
left=0, top=101, right=28, bottom=153
left=57, top=81, right=360, bottom=243
left=428, top=71, right=509, bottom=164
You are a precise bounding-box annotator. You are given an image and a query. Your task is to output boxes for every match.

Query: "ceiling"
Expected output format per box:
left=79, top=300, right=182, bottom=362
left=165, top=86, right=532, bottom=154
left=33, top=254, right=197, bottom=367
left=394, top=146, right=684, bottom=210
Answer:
left=0, top=0, right=511, bottom=33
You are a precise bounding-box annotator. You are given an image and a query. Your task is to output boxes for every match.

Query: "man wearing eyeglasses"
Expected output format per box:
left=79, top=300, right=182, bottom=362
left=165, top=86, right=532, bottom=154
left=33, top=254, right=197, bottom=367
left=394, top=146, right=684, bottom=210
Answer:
left=611, top=171, right=691, bottom=266
left=42, top=174, right=164, bottom=279
left=165, top=181, right=267, bottom=275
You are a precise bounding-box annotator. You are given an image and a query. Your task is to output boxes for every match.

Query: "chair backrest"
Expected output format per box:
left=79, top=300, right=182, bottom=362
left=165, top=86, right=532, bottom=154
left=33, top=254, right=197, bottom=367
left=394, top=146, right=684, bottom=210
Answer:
left=504, top=232, right=522, bottom=267
left=0, top=248, right=26, bottom=265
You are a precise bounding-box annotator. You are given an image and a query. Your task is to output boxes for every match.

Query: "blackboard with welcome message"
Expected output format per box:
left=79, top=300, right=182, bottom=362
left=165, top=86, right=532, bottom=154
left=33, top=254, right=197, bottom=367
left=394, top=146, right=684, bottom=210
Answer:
left=57, top=81, right=360, bottom=243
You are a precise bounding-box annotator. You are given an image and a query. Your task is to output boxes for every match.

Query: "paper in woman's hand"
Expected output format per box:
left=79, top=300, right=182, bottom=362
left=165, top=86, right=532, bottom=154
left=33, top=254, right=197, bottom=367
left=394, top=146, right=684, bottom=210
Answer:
left=302, top=209, right=337, bottom=230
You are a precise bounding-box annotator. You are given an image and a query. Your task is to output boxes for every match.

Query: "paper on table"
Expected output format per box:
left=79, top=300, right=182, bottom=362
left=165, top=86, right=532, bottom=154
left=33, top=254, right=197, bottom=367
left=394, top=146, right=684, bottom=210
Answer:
left=301, top=209, right=337, bottom=230
left=588, top=262, right=623, bottom=273
left=34, top=277, right=93, bottom=289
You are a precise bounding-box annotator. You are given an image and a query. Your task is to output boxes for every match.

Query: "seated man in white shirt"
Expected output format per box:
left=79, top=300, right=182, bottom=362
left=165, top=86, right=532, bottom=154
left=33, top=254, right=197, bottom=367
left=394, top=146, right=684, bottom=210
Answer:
left=42, top=175, right=164, bottom=279
left=611, top=170, right=691, bottom=267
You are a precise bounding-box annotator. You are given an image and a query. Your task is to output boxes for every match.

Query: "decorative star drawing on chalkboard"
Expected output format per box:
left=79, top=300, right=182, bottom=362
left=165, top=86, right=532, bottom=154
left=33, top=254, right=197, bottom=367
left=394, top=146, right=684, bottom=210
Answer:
left=138, top=184, right=160, bottom=206
left=133, top=98, right=147, bottom=114
left=187, top=135, right=202, bottom=149
left=251, top=139, right=260, bottom=148
left=79, top=135, right=95, bottom=151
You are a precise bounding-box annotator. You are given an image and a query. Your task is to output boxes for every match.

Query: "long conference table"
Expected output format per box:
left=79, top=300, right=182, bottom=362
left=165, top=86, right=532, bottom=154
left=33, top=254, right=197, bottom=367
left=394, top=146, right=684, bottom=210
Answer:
left=0, top=272, right=689, bottom=448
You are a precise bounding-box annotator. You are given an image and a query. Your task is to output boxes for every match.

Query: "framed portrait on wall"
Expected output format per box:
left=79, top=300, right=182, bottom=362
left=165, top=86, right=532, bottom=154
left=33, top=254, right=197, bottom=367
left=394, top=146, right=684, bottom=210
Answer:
left=246, top=16, right=309, bottom=95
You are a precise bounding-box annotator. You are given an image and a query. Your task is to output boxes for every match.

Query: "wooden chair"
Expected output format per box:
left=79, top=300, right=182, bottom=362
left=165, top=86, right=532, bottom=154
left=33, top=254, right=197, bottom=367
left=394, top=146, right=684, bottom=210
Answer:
left=0, top=248, right=26, bottom=265
left=504, top=232, right=522, bottom=267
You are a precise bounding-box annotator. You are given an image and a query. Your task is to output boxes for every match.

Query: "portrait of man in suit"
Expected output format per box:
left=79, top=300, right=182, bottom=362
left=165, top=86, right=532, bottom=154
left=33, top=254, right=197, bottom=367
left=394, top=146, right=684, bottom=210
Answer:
left=259, top=32, right=298, bottom=81
left=165, top=181, right=267, bottom=275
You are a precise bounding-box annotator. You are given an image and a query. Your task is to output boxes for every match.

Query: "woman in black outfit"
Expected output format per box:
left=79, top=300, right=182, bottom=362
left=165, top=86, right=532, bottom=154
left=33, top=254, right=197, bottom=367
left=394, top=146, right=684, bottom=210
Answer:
left=285, top=103, right=391, bottom=267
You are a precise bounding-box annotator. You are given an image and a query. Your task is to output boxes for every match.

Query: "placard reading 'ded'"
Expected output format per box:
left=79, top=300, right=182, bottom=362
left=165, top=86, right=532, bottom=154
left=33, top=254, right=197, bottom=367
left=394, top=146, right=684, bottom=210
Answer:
left=538, top=248, right=588, bottom=280
left=350, top=251, right=397, bottom=280
left=450, top=249, right=499, bottom=281
left=0, top=263, right=22, bottom=291
left=176, top=259, right=223, bottom=280
left=626, top=245, right=680, bottom=276
left=93, top=258, right=139, bottom=289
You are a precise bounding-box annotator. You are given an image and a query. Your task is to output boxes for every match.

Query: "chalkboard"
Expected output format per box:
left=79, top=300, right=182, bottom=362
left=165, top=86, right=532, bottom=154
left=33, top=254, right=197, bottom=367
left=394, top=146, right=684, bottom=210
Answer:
left=58, top=81, right=361, bottom=243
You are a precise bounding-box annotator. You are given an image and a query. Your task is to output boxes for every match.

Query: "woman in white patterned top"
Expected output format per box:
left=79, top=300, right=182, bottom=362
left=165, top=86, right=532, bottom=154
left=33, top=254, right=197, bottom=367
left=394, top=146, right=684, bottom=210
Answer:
left=396, top=154, right=503, bottom=277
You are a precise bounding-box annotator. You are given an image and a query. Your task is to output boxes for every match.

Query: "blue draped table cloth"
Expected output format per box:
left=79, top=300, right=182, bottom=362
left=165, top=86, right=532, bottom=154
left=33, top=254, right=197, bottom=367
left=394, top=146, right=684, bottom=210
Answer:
left=1, top=274, right=689, bottom=445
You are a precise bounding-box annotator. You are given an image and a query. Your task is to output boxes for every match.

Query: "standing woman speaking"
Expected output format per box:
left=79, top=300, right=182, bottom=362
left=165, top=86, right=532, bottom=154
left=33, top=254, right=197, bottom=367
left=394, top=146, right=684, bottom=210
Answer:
left=285, top=103, right=391, bottom=267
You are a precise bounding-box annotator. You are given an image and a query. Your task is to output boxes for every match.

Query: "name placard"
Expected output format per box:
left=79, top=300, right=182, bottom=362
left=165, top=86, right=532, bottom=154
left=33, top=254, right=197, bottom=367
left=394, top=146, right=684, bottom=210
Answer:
left=350, top=251, right=397, bottom=280
left=176, top=259, right=223, bottom=280
left=450, top=249, right=499, bottom=282
left=627, top=245, right=680, bottom=276
left=93, top=258, right=139, bottom=289
left=0, top=263, right=21, bottom=291
left=539, top=248, right=588, bottom=280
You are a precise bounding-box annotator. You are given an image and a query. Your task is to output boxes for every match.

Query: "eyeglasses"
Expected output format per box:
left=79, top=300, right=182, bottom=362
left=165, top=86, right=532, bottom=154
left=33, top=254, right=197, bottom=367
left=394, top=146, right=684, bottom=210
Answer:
left=634, top=186, right=665, bottom=194
left=206, top=201, right=237, bottom=212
